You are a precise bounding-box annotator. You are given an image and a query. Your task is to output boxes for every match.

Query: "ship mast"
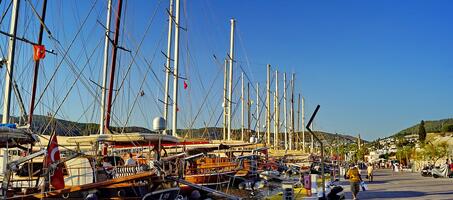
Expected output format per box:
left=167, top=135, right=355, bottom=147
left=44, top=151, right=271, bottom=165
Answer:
left=266, top=64, right=271, bottom=146
left=283, top=73, right=288, bottom=150
left=273, top=70, right=279, bottom=149
left=297, top=93, right=301, bottom=150
left=290, top=73, right=295, bottom=150
left=302, top=96, right=306, bottom=152
left=105, top=0, right=123, bottom=130
left=227, top=19, right=235, bottom=141
left=99, top=0, right=112, bottom=135
left=247, top=82, right=251, bottom=140
left=163, top=0, right=174, bottom=133
left=223, top=59, right=228, bottom=140
left=256, top=83, right=260, bottom=142
left=2, top=0, right=20, bottom=124
left=171, top=0, right=181, bottom=136
left=241, top=72, right=244, bottom=141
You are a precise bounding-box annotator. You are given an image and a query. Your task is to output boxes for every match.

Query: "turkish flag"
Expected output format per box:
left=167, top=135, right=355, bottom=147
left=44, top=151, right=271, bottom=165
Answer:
left=44, top=134, right=65, bottom=190
left=183, top=81, right=188, bottom=90
left=33, top=45, right=46, bottom=61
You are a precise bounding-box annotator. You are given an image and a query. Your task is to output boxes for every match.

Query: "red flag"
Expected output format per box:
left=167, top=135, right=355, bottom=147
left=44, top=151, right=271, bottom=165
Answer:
left=33, top=45, right=46, bottom=61
left=44, top=134, right=65, bottom=190
left=176, top=107, right=179, bottom=112
left=183, top=81, right=188, bottom=90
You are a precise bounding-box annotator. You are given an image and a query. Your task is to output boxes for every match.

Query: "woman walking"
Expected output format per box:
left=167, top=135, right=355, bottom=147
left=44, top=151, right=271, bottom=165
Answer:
left=367, top=163, right=374, bottom=182
left=347, top=164, right=362, bottom=200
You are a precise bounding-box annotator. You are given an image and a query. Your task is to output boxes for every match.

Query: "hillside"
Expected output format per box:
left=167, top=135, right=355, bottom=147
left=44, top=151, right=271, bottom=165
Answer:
left=394, top=118, right=453, bottom=137
left=0, top=115, right=364, bottom=144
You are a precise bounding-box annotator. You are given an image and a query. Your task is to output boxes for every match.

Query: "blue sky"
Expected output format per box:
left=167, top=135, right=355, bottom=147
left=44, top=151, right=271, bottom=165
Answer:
left=0, top=0, right=452, bottom=140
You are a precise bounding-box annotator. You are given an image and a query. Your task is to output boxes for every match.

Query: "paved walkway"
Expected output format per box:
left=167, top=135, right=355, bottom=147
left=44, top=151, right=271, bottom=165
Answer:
left=341, top=169, right=453, bottom=200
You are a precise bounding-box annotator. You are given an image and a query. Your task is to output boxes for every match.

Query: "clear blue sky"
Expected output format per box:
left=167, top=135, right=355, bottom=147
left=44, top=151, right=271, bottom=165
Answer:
left=1, top=0, right=452, bottom=140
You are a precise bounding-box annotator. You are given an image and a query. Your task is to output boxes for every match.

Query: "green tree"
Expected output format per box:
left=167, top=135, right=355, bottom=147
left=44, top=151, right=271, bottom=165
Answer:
left=418, top=120, right=426, bottom=143
left=396, top=145, right=414, bottom=166
left=422, top=142, right=448, bottom=164
left=442, top=124, right=453, bottom=133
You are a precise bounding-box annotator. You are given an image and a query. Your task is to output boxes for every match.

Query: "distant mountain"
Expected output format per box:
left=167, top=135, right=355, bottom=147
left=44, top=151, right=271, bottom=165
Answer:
left=0, top=115, right=152, bottom=136
left=394, top=118, right=453, bottom=137
left=178, top=127, right=364, bottom=144
left=0, top=115, right=364, bottom=144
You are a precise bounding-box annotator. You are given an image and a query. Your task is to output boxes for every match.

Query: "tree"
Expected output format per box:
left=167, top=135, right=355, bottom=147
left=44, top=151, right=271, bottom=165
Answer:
left=422, top=142, right=448, bottom=165
left=396, top=145, right=414, bottom=166
left=418, top=120, right=426, bottom=143
left=442, top=124, right=453, bottom=133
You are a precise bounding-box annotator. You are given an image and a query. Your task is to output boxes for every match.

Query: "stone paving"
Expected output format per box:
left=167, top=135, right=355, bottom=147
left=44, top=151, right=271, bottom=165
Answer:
left=341, top=169, right=453, bottom=200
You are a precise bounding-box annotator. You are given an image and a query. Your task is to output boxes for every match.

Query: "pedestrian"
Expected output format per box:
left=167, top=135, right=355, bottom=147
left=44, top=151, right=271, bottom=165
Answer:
left=125, top=152, right=137, bottom=166
left=347, top=164, right=362, bottom=200
left=392, top=161, right=395, bottom=176
left=367, top=163, right=374, bottom=182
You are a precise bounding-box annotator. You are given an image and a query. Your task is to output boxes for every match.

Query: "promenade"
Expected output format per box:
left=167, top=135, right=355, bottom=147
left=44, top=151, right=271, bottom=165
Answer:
left=342, top=169, right=453, bottom=199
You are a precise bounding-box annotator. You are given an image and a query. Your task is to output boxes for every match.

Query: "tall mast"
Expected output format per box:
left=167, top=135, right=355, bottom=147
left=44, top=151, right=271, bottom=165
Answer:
left=241, top=72, right=244, bottom=141
left=297, top=93, right=301, bottom=150
left=171, top=0, right=181, bottom=136
left=290, top=73, right=295, bottom=150
left=247, top=82, right=251, bottom=140
left=163, top=0, right=174, bottom=132
left=223, top=59, right=228, bottom=140
left=266, top=64, right=271, bottom=145
left=256, top=83, right=260, bottom=142
left=311, top=122, right=314, bottom=153
left=105, top=0, right=123, bottom=129
left=283, top=73, right=288, bottom=150
left=99, top=0, right=112, bottom=135
left=2, top=0, right=20, bottom=124
left=28, top=0, right=48, bottom=125
left=227, top=18, right=235, bottom=141
left=273, top=70, right=279, bottom=149
left=302, top=97, right=306, bottom=152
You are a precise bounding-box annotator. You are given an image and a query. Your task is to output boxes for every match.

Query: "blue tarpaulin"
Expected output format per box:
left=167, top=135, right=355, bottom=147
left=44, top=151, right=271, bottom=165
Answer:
left=0, top=123, right=16, bottom=129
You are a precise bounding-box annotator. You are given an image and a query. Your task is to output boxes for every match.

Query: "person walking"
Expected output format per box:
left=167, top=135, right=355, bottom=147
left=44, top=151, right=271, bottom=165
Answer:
left=367, top=163, right=374, bottom=182
left=125, top=152, right=137, bottom=166
left=347, top=164, right=362, bottom=200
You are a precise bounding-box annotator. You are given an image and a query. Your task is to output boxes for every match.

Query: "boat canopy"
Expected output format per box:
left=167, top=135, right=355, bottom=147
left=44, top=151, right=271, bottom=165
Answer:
left=0, top=126, right=38, bottom=147
left=66, top=132, right=180, bottom=145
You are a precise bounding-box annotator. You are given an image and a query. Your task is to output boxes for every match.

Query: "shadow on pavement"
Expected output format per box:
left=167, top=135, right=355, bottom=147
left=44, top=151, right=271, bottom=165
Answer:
left=355, top=190, right=425, bottom=199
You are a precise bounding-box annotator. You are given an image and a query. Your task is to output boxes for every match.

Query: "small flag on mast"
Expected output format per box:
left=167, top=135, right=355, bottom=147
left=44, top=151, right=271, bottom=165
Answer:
left=183, top=81, right=188, bottom=90
left=33, top=45, right=46, bottom=61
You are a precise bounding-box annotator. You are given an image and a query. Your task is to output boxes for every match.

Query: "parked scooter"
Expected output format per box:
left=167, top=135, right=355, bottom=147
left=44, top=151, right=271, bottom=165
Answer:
left=322, top=181, right=345, bottom=200
left=431, top=164, right=453, bottom=178
left=421, top=165, right=433, bottom=177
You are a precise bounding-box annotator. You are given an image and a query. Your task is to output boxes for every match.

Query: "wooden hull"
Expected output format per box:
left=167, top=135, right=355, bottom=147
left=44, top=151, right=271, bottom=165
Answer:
left=183, top=171, right=235, bottom=188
